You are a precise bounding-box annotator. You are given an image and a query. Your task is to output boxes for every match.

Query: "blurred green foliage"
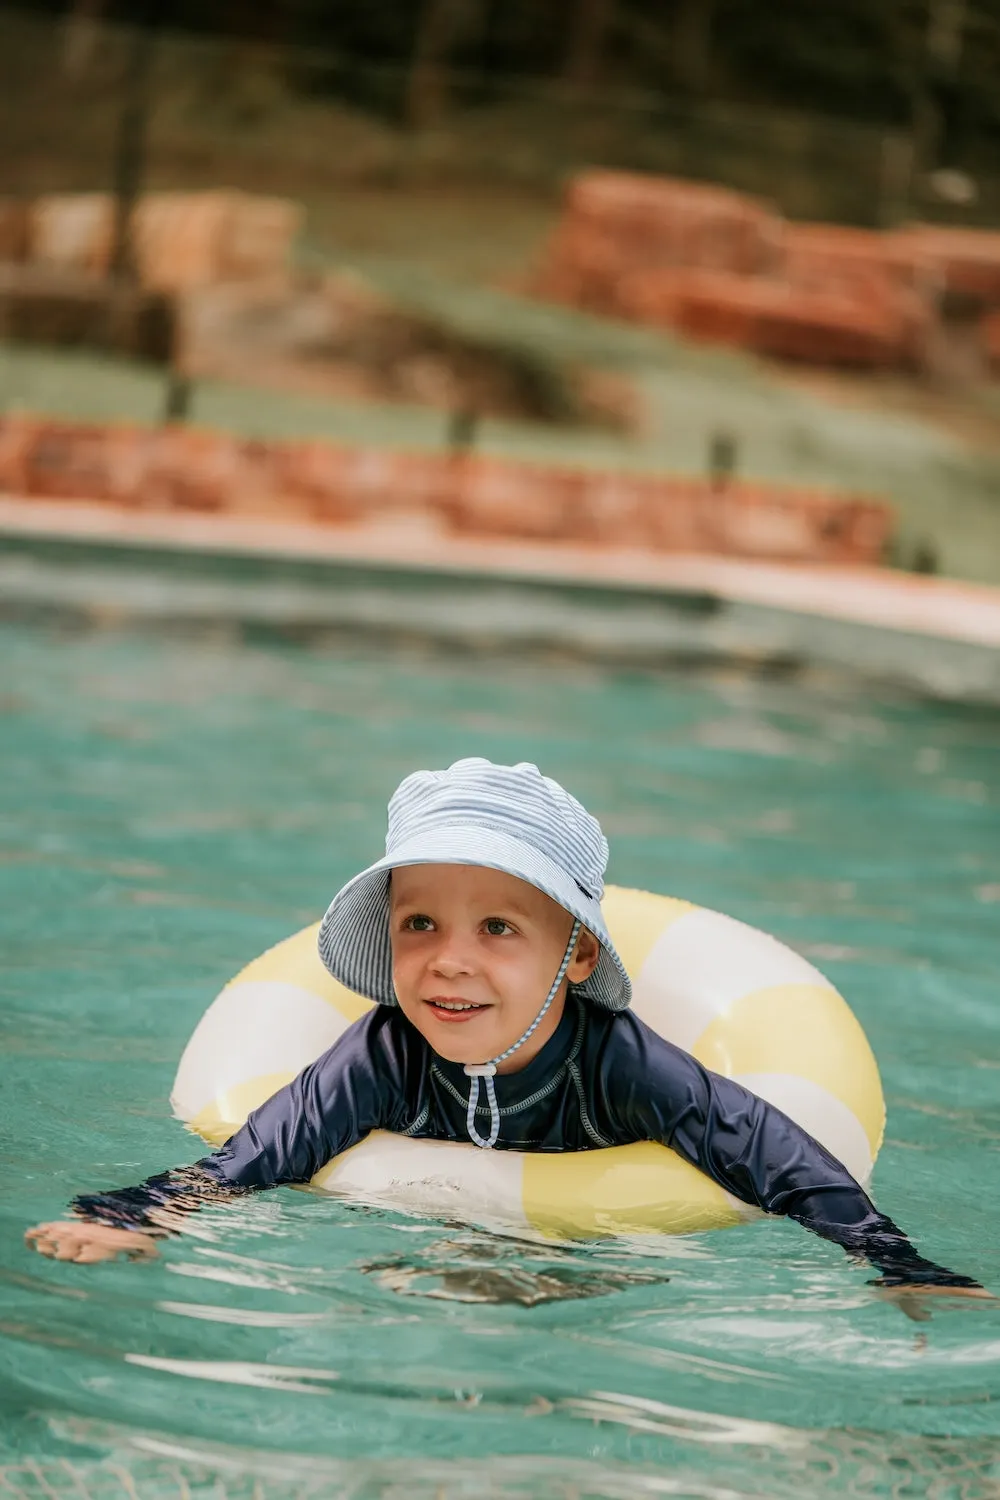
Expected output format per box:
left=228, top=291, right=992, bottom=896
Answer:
left=13, top=0, right=999, bottom=157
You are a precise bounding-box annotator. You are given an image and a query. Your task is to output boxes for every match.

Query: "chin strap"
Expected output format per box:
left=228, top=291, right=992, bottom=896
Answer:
left=463, top=919, right=582, bottom=1150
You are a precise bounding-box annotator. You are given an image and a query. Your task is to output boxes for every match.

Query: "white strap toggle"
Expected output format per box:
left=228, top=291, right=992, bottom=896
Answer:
left=463, top=1063, right=497, bottom=1078
left=465, top=1070, right=501, bottom=1150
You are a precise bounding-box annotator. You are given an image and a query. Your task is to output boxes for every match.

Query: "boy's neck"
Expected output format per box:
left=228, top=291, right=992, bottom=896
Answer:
left=493, top=988, right=571, bottom=1074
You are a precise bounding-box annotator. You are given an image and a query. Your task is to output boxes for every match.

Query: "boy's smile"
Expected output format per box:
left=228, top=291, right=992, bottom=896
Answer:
left=389, top=864, right=599, bottom=1069
left=424, top=997, right=489, bottom=1020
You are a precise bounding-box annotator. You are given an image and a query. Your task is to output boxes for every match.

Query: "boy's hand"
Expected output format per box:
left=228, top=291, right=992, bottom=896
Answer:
left=25, top=1220, right=160, bottom=1263
left=876, top=1283, right=995, bottom=1322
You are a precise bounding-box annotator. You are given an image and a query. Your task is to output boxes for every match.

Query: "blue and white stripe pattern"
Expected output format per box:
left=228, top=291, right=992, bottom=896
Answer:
left=318, top=757, right=631, bottom=1014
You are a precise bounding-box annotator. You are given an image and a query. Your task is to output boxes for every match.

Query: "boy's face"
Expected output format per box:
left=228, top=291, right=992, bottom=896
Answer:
left=389, top=863, right=600, bottom=1070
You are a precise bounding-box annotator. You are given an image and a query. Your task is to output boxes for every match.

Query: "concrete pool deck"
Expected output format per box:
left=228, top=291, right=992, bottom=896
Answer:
left=1, top=494, right=999, bottom=704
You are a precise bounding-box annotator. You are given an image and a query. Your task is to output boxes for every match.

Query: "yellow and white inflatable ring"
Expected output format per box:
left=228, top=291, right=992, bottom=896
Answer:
left=172, top=887, right=885, bottom=1240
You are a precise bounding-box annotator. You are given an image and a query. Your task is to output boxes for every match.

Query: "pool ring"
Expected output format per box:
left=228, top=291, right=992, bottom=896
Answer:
left=172, top=887, right=885, bottom=1240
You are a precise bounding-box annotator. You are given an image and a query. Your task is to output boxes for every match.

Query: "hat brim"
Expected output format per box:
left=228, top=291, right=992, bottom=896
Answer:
left=318, top=824, right=631, bottom=1011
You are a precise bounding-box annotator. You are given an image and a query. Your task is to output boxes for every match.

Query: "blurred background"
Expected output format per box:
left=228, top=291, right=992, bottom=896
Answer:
left=0, top=0, right=998, bottom=584
left=3, top=12, right=1000, bottom=1498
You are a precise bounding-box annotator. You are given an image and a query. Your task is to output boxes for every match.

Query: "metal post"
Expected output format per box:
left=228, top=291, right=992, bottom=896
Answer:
left=108, top=2, right=160, bottom=285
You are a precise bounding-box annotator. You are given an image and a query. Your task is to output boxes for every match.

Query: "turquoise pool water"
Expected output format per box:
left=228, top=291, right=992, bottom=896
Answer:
left=1, top=619, right=999, bottom=1499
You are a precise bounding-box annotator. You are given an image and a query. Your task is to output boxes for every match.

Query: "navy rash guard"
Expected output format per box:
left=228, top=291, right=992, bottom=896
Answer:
left=73, top=994, right=975, bottom=1287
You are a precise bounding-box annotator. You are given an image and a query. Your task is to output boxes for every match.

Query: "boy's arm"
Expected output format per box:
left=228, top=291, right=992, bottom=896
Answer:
left=39, top=1008, right=410, bottom=1246
left=605, top=1019, right=982, bottom=1290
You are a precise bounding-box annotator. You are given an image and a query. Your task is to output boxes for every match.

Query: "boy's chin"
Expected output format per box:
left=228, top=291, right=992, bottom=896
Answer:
left=421, top=1030, right=498, bottom=1065
left=405, top=1011, right=501, bottom=1065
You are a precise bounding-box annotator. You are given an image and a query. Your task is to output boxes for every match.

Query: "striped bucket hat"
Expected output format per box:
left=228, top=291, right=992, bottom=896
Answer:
left=318, top=757, right=631, bottom=1012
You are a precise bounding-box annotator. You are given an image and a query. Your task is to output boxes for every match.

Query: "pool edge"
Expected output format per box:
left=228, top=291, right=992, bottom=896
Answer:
left=2, top=495, right=999, bottom=706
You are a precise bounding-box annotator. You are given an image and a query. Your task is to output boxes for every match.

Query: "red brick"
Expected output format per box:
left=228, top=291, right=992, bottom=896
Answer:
left=28, top=195, right=114, bottom=275
left=133, top=193, right=239, bottom=294
left=24, top=191, right=302, bottom=293
left=983, top=310, right=1000, bottom=370
left=0, top=199, right=29, bottom=262
left=221, top=195, right=303, bottom=281
left=0, top=415, right=892, bottom=566
left=533, top=170, right=782, bottom=318
left=894, top=225, right=1000, bottom=306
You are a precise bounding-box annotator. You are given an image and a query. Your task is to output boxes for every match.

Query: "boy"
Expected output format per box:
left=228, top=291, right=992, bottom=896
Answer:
left=27, top=758, right=986, bottom=1299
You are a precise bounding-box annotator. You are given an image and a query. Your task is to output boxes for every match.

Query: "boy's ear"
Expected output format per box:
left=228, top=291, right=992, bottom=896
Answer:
left=568, top=926, right=601, bottom=982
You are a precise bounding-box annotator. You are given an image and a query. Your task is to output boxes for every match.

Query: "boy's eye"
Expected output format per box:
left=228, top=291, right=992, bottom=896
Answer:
left=483, top=917, right=513, bottom=937
left=404, top=914, right=435, bottom=932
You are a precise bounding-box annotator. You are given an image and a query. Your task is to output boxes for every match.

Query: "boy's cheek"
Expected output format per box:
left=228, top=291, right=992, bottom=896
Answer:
left=392, top=981, right=419, bottom=1017
left=390, top=955, right=419, bottom=999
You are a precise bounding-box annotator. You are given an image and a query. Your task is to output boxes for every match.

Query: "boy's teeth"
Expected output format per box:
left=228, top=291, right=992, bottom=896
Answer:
left=436, top=1001, right=481, bottom=1011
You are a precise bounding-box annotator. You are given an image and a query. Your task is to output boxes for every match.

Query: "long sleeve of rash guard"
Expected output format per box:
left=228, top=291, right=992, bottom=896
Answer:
left=71, top=1008, right=406, bottom=1235
left=72, top=998, right=979, bottom=1289
left=601, top=1015, right=980, bottom=1288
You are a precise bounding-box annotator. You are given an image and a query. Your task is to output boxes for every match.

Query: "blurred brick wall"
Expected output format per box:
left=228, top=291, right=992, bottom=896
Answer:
left=0, top=415, right=893, bottom=566
left=984, top=311, right=1000, bottom=371
left=4, top=191, right=302, bottom=293
left=535, top=171, right=1000, bottom=372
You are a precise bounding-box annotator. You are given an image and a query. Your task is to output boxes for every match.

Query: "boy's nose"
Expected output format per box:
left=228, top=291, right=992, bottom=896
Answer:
left=429, top=938, right=475, bottom=978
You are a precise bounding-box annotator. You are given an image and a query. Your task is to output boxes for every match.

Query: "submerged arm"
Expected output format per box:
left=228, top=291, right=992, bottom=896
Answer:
left=608, top=1021, right=982, bottom=1290
left=30, top=1009, right=407, bottom=1256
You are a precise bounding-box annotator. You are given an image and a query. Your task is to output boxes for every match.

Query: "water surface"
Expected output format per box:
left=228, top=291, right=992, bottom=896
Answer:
left=1, top=621, right=998, bottom=1498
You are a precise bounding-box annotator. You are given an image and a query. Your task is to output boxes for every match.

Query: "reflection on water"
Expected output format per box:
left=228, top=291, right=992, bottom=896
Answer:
left=1, top=622, right=998, bottom=1498
left=362, top=1232, right=670, bottom=1305
left=8, top=1415, right=1000, bottom=1499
